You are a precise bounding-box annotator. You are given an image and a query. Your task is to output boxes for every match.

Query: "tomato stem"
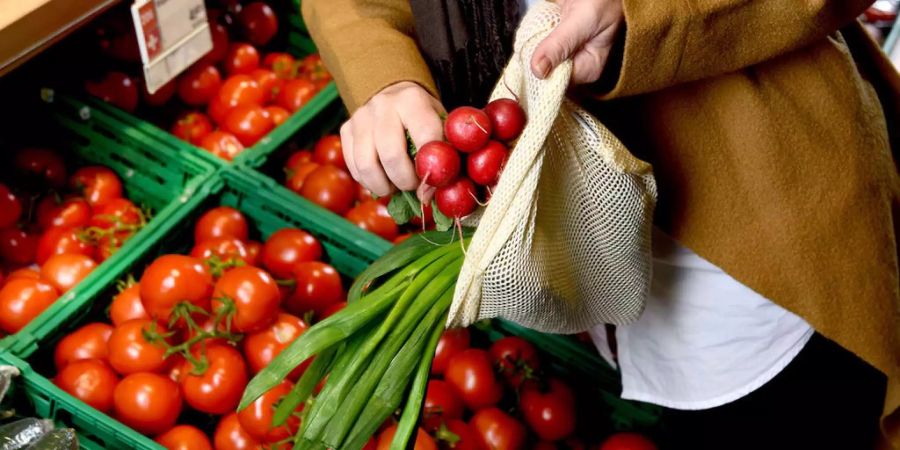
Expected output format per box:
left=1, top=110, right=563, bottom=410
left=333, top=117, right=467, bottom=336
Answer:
left=434, top=420, right=461, bottom=446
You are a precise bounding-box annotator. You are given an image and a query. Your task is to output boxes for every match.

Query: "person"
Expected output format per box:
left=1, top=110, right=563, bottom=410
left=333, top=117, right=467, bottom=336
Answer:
left=301, top=0, right=900, bottom=448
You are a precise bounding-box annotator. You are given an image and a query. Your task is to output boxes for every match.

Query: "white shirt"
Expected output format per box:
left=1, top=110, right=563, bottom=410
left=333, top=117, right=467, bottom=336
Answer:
left=589, top=229, right=814, bottom=410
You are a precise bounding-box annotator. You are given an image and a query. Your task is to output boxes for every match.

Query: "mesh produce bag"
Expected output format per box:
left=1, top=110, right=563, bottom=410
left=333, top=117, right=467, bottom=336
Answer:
left=447, top=1, right=658, bottom=333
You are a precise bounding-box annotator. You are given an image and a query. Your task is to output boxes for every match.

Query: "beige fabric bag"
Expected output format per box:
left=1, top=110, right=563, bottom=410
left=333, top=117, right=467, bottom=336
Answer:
left=447, top=1, right=658, bottom=333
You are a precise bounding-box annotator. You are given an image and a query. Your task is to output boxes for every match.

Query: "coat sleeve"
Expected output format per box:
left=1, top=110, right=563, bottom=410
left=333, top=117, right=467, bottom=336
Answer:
left=599, top=0, right=874, bottom=98
left=301, top=0, right=439, bottom=112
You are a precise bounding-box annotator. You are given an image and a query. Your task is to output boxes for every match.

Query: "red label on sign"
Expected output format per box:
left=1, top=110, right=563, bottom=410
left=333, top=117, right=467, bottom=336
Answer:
left=139, top=2, right=161, bottom=60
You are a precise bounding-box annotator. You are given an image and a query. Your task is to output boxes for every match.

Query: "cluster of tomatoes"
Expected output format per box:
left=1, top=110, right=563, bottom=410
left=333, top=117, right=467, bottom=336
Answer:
left=0, top=148, right=145, bottom=335
left=84, top=1, right=331, bottom=161
left=283, top=135, right=416, bottom=243
left=50, top=205, right=347, bottom=450
left=384, top=330, right=657, bottom=450
left=417, top=99, right=526, bottom=221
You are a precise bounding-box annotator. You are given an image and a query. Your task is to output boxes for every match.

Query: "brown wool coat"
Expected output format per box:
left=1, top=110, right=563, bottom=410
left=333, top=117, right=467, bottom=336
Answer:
left=302, top=0, right=900, bottom=445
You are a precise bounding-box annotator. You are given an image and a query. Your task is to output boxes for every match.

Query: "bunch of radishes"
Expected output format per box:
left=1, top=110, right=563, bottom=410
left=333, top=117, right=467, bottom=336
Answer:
left=405, top=98, right=526, bottom=228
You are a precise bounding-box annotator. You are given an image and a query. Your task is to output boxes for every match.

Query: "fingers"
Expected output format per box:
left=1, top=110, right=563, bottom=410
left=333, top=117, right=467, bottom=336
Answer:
left=373, top=106, right=418, bottom=191
left=417, top=184, right=436, bottom=205
left=351, top=108, right=394, bottom=197
left=399, top=97, right=444, bottom=151
left=339, top=121, right=359, bottom=181
left=531, top=10, right=595, bottom=79
left=571, top=41, right=611, bottom=84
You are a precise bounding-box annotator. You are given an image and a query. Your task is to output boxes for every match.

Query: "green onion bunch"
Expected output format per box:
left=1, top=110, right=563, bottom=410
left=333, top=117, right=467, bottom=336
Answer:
left=238, top=231, right=469, bottom=450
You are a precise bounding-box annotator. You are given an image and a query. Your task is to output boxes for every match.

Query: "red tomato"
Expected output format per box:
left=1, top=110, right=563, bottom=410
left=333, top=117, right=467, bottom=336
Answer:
left=14, top=148, right=67, bottom=188
left=265, top=105, right=290, bottom=125
left=393, top=234, right=413, bottom=245
left=345, top=200, right=399, bottom=241
left=40, top=253, right=96, bottom=293
left=264, top=52, right=296, bottom=78
left=432, top=328, right=470, bottom=375
left=207, top=96, right=232, bottom=125
left=357, top=184, right=374, bottom=203
left=435, top=420, right=485, bottom=450
left=200, top=130, right=245, bottom=161
left=285, top=161, right=320, bottom=193
left=36, top=197, right=91, bottom=231
left=285, top=150, right=313, bottom=173
left=301, top=54, right=331, bottom=85
left=312, top=135, right=345, bottom=170
left=155, top=425, right=213, bottom=450
left=107, top=319, right=171, bottom=375
left=520, top=378, right=577, bottom=441
left=238, top=381, right=301, bottom=442
left=244, top=240, right=263, bottom=266
left=90, top=198, right=142, bottom=230
left=69, top=166, right=123, bottom=209
left=55, top=359, right=119, bottom=413
left=0, top=184, right=21, bottom=229
left=190, top=237, right=252, bottom=268
left=110, top=282, right=148, bottom=326
left=53, top=322, right=112, bottom=370
left=113, top=372, right=182, bottom=436
left=36, top=226, right=96, bottom=265
left=285, top=261, right=344, bottom=317
left=319, top=301, right=346, bottom=320
left=85, top=72, right=139, bottom=112
left=363, top=437, right=377, bottom=450
left=180, top=344, right=248, bottom=414
left=6, top=267, right=40, bottom=281
left=0, top=228, right=39, bottom=265
left=198, top=20, right=230, bottom=66
left=423, top=380, right=465, bottom=431
left=195, top=206, right=249, bottom=243
left=470, top=408, right=527, bottom=450
left=299, top=165, right=356, bottom=215
left=217, top=75, right=265, bottom=109
left=261, top=228, right=322, bottom=279
left=243, top=312, right=309, bottom=378
left=225, top=43, right=261, bottom=75
left=598, top=433, right=658, bottom=450
left=239, top=2, right=279, bottom=46
left=251, top=69, right=281, bottom=103
left=224, top=104, right=275, bottom=146
left=139, top=254, right=214, bottom=324
left=143, top=79, right=176, bottom=107
left=215, top=412, right=263, bottom=450
left=276, top=78, right=317, bottom=112
left=177, top=64, right=222, bottom=105
left=171, top=112, right=213, bottom=145
left=489, top=337, right=541, bottom=388
left=445, top=349, right=503, bottom=411
left=377, top=425, right=438, bottom=450
left=211, top=266, right=280, bottom=333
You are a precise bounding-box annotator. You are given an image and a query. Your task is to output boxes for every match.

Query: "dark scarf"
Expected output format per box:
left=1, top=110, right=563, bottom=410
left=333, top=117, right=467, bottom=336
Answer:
left=408, top=0, right=521, bottom=109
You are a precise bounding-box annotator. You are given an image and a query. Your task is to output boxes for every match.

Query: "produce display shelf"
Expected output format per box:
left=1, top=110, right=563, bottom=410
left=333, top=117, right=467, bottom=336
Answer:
left=7, top=167, right=400, bottom=449
left=0, top=93, right=216, bottom=358
left=81, top=1, right=341, bottom=171
left=0, top=0, right=117, bottom=77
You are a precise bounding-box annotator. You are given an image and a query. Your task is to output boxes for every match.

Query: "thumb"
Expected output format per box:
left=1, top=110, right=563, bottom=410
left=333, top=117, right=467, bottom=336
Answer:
left=531, top=14, right=591, bottom=79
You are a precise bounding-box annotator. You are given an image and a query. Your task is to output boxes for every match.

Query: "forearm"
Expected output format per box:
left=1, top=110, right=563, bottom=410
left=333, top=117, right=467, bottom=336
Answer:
left=301, top=0, right=439, bottom=112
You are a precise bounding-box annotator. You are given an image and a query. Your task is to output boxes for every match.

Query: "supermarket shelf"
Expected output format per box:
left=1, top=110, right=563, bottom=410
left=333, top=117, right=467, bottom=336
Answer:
left=0, top=0, right=118, bottom=77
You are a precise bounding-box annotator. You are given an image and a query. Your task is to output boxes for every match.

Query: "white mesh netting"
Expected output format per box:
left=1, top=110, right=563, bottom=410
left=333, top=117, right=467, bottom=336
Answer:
left=447, top=1, right=658, bottom=333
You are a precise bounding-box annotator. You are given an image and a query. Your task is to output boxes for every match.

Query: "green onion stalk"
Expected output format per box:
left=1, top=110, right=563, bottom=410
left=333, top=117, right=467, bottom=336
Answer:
left=238, top=231, right=472, bottom=450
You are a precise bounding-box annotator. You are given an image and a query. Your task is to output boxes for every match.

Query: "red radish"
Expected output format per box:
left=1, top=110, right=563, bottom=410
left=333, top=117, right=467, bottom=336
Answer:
left=415, top=141, right=461, bottom=188
left=484, top=98, right=526, bottom=141
left=435, top=178, right=478, bottom=218
left=445, top=107, right=492, bottom=153
left=467, top=140, right=508, bottom=186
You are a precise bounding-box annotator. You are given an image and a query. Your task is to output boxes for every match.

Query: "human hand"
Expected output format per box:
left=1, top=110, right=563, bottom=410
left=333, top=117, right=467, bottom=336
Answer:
left=530, top=0, right=624, bottom=84
left=340, top=81, right=445, bottom=201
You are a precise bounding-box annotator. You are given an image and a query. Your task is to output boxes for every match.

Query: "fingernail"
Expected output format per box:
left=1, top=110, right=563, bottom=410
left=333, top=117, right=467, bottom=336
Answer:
left=534, top=58, right=550, bottom=79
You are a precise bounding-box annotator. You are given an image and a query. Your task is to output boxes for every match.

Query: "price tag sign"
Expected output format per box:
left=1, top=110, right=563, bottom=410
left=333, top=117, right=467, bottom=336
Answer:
left=131, top=0, right=212, bottom=93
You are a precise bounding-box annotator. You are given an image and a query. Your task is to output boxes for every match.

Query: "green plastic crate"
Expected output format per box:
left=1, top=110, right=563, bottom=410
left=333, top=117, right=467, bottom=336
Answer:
left=10, top=167, right=399, bottom=449
left=82, top=0, right=341, bottom=170
left=0, top=93, right=215, bottom=358
left=0, top=350, right=141, bottom=450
